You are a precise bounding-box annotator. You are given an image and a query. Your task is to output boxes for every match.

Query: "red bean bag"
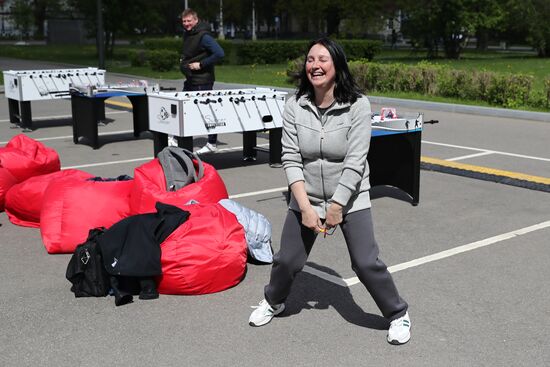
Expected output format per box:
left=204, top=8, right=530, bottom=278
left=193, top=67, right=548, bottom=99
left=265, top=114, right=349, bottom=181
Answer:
left=0, top=134, right=60, bottom=183
left=0, top=168, right=18, bottom=211
left=157, top=203, right=247, bottom=295
left=40, top=177, right=134, bottom=254
left=130, top=158, right=228, bottom=214
left=5, top=169, right=94, bottom=228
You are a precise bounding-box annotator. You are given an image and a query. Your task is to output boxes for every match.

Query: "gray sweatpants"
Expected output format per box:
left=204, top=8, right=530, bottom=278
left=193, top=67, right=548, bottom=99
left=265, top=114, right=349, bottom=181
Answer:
left=264, top=208, right=408, bottom=321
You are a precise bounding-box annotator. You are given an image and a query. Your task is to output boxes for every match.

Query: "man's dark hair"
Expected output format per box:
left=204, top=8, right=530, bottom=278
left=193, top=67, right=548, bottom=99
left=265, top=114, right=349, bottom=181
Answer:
left=296, top=37, right=362, bottom=104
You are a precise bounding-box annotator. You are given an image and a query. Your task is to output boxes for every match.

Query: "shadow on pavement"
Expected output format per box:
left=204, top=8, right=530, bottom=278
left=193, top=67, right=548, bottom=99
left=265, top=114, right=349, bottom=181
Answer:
left=281, top=262, right=389, bottom=330
left=371, top=185, right=414, bottom=204
left=9, top=117, right=76, bottom=130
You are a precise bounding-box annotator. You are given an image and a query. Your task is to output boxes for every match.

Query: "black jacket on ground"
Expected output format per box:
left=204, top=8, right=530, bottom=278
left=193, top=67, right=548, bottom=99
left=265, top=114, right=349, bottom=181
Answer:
left=98, top=202, right=190, bottom=277
left=97, top=202, right=190, bottom=305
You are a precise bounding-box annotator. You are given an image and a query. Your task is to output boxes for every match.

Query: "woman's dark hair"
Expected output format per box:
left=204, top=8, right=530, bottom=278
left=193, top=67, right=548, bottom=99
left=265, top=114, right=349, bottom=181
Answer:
left=296, top=37, right=362, bottom=104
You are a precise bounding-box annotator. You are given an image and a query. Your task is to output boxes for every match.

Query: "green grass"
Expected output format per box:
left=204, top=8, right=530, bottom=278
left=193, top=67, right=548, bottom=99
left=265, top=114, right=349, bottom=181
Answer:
left=216, top=64, right=292, bottom=88
left=370, top=90, right=550, bottom=113
left=376, top=49, right=550, bottom=91
left=2, top=45, right=549, bottom=112
left=0, top=44, right=293, bottom=87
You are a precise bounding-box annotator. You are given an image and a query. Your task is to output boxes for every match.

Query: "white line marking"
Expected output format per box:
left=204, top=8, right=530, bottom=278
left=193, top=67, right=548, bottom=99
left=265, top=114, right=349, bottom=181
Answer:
left=447, top=151, right=495, bottom=161
left=0, top=129, right=134, bottom=145
left=423, top=140, right=550, bottom=162
left=0, top=110, right=128, bottom=124
left=339, top=220, right=550, bottom=287
left=60, top=144, right=272, bottom=169
left=302, top=266, right=350, bottom=287
left=63, top=157, right=153, bottom=169
left=229, top=187, right=287, bottom=199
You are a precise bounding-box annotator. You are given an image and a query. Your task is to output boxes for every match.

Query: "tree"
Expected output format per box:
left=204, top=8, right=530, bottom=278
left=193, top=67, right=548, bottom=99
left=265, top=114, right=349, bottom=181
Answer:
left=11, top=0, right=34, bottom=39
left=338, top=0, right=390, bottom=38
left=274, top=0, right=385, bottom=38
left=400, top=0, right=503, bottom=59
left=32, top=0, right=66, bottom=37
left=503, top=0, right=550, bottom=57
left=70, top=0, right=165, bottom=56
left=470, top=0, right=504, bottom=51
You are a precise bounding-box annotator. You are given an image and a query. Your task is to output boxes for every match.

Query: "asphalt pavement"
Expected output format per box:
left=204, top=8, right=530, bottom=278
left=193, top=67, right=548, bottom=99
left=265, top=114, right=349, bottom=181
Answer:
left=1, top=58, right=549, bottom=367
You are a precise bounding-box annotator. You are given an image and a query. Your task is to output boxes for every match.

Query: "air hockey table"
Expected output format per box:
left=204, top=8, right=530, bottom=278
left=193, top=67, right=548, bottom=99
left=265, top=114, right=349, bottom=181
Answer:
left=369, top=114, right=422, bottom=205
left=70, top=84, right=154, bottom=149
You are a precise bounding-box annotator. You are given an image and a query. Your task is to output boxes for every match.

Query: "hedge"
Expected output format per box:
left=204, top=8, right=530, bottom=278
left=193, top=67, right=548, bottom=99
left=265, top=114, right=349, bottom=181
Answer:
left=140, top=38, right=382, bottom=64
left=287, top=59, right=550, bottom=110
left=127, top=48, right=180, bottom=71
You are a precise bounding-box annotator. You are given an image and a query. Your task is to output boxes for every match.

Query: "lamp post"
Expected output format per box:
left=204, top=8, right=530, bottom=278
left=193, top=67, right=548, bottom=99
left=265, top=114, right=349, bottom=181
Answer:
left=218, top=0, right=224, bottom=40
left=0, top=0, right=5, bottom=36
left=252, top=0, right=256, bottom=41
left=97, top=0, right=105, bottom=69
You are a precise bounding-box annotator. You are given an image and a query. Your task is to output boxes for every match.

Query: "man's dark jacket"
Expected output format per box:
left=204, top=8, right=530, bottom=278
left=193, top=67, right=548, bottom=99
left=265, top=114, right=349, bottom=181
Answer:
left=181, top=21, right=216, bottom=85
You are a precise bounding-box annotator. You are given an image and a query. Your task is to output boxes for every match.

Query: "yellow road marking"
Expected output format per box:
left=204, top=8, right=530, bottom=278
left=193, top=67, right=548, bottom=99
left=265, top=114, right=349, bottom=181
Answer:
left=105, top=100, right=132, bottom=109
left=421, top=156, right=550, bottom=185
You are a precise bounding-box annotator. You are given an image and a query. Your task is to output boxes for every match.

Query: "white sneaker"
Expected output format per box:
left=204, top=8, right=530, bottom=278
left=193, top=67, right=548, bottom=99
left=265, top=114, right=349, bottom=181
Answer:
left=249, top=299, right=285, bottom=327
left=387, top=312, right=411, bottom=345
left=196, top=143, right=217, bottom=154
left=167, top=135, right=178, bottom=147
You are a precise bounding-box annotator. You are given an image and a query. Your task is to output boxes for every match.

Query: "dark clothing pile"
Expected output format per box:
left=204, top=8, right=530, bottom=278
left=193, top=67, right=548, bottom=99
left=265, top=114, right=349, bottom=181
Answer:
left=66, top=202, right=190, bottom=306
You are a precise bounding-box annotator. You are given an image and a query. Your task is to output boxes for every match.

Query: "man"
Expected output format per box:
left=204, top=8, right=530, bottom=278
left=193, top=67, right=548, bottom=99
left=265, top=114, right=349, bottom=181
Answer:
left=180, top=8, right=225, bottom=154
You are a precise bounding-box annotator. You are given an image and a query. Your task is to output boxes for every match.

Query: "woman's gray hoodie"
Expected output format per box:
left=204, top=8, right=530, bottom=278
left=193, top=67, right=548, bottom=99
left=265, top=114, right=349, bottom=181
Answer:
left=282, top=94, right=372, bottom=219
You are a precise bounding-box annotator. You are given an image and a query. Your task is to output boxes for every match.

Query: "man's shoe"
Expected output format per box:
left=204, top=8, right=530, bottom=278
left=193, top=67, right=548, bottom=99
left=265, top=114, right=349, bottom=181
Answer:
left=196, top=143, right=217, bottom=154
left=167, top=135, right=178, bottom=147
left=387, top=311, right=411, bottom=345
left=249, top=299, right=285, bottom=327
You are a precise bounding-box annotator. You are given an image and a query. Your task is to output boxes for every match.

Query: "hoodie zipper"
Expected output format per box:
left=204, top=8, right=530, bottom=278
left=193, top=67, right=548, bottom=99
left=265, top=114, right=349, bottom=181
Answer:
left=319, top=113, right=328, bottom=212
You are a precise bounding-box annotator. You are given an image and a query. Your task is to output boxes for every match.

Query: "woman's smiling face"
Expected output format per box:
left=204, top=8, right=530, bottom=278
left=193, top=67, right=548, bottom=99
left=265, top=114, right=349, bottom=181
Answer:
left=305, top=43, right=336, bottom=90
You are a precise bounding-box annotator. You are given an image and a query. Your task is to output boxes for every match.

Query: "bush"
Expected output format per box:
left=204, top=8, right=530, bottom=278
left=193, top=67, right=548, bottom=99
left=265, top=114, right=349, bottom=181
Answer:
left=287, top=58, right=540, bottom=109
left=236, top=41, right=307, bottom=64
left=128, top=49, right=148, bottom=67
left=143, top=37, right=236, bottom=65
left=143, top=37, right=181, bottom=51
left=140, top=38, right=382, bottom=65
left=339, top=40, right=382, bottom=61
left=286, top=57, right=303, bottom=83
left=546, top=77, right=550, bottom=108
left=148, top=50, right=179, bottom=72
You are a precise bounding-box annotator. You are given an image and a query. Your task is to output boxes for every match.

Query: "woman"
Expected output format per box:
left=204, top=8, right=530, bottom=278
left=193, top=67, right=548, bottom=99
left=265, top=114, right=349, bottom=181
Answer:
left=248, top=38, right=411, bottom=345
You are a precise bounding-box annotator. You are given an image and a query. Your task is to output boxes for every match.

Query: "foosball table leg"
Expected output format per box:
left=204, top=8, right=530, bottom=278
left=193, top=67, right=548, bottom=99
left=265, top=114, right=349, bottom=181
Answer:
left=243, top=131, right=257, bottom=161
left=8, top=99, right=20, bottom=124
left=19, top=101, right=33, bottom=131
left=176, top=136, right=193, bottom=151
left=153, top=132, right=168, bottom=156
left=269, top=128, right=283, bottom=167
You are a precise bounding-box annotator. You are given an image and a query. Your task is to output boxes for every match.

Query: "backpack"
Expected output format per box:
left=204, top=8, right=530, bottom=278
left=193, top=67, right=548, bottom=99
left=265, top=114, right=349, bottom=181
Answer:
left=65, top=227, right=110, bottom=297
left=157, top=147, right=204, bottom=191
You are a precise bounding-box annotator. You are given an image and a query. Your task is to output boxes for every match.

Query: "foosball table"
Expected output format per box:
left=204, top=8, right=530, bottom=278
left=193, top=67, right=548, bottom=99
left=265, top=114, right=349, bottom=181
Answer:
left=3, top=68, right=106, bottom=130
left=70, top=81, right=158, bottom=149
left=147, top=88, right=287, bottom=165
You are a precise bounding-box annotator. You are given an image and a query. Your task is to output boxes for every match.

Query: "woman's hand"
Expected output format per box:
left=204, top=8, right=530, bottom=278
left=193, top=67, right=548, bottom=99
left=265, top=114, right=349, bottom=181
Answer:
left=325, top=203, right=343, bottom=228
left=301, top=206, right=323, bottom=233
